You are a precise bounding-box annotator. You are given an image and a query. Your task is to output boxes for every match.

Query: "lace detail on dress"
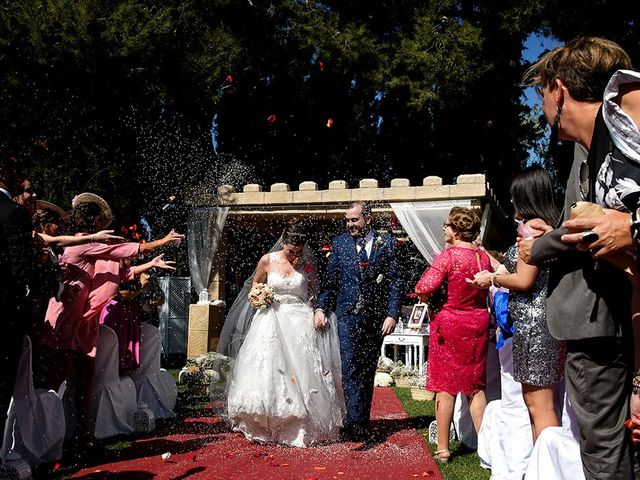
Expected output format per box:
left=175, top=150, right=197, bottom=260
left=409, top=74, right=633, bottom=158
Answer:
left=267, top=253, right=309, bottom=302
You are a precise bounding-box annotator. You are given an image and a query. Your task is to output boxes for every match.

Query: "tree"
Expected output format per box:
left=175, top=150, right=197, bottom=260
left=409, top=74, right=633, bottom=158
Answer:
left=1, top=0, right=638, bottom=224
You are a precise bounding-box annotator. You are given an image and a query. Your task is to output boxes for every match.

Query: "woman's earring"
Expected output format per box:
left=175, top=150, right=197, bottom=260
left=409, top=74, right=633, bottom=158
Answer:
left=554, top=105, right=562, bottom=126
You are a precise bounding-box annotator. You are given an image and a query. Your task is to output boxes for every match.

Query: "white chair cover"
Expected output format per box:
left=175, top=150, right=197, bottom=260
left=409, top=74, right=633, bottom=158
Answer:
left=91, top=324, right=137, bottom=439
left=1, top=336, right=65, bottom=465
left=130, top=323, right=177, bottom=419
left=453, top=341, right=501, bottom=449
left=524, top=390, right=586, bottom=480
left=477, top=338, right=533, bottom=479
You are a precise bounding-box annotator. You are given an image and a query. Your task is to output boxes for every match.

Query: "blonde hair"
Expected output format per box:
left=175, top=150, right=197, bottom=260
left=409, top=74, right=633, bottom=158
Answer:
left=448, top=207, right=480, bottom=242
left=522, top=36, right=632, bottom=102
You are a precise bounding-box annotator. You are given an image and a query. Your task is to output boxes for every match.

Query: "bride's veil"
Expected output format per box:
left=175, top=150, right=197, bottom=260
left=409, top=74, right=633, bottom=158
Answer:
left=216, top=237, right=283, bottom=358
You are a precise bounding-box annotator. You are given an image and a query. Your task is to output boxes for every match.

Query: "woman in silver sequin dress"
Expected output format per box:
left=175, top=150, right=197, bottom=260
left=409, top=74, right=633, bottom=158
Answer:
left=472, top=166, right=565, bottom=442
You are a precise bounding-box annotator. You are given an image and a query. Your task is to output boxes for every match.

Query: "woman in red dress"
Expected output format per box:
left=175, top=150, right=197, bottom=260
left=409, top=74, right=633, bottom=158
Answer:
left=415, top=207, right=491, bottom=463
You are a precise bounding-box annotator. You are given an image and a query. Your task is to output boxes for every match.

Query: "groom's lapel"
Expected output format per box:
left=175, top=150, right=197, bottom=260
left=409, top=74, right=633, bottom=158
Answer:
left=367, top=235, right=383, bottom=268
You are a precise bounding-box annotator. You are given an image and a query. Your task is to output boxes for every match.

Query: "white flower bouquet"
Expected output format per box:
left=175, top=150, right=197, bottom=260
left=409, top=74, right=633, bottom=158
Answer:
left=248, top=283, right=275, bottom=310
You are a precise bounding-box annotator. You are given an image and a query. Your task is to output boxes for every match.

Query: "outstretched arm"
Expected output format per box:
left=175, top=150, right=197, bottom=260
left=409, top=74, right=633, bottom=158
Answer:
left=139, top=230, right=184, bottom=254
left=38, top=230, right=124, bottom=248
left=131, top=254, right=176, bottom=276
left=470, top=256, right=537, bottom=291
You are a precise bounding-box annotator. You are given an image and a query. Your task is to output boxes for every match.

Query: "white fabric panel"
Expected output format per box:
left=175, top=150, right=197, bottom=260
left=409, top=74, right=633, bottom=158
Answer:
left=525, top=390, right=586, bottom=480
left=187, top=206, right=229, bottom=302
left=1, top=336, right=65, bottom=465
left=91, top=325, right=137, bottom=439
left=390, top=200, right=473, bottom=264
left=131, top=323, right=177, bottom=419
left=477, top=339, right=533, bottom=479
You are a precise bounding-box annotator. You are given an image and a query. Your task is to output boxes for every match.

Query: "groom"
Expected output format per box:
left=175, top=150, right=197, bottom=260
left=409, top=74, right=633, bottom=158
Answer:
left=315, top=201, right=402, bottom=441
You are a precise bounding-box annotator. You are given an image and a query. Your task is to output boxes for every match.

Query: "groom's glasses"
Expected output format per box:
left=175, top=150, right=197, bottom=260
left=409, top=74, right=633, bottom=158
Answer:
left=443, top=222, right=452, bottom=230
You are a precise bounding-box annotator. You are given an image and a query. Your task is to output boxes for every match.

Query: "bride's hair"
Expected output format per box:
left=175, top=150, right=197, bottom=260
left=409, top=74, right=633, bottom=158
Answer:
left=282, top=222, right=306, bottom=246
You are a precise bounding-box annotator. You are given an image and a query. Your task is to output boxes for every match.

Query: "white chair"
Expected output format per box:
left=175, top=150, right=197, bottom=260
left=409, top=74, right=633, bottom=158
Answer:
left=1, top=336, right=65, bottom=466
left=525, top=390, right=586, bottom=480
left=91, top=325, right=137, bottom=439
left=477, top=338, right=533, bottom=479
left=130, top=323, right=177, bottom=419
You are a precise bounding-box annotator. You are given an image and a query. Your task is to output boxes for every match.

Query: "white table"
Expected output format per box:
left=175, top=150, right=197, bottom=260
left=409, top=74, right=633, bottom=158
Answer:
left=381, top=328, right=429, bottom=374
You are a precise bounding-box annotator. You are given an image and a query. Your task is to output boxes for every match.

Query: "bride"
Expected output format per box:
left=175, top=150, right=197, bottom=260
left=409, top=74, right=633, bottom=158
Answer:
left=225, top=224, right=344, bottom=447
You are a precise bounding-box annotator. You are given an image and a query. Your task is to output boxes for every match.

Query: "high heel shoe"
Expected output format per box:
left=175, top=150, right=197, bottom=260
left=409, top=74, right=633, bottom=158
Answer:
left=433, top=449, right=450, bottom=463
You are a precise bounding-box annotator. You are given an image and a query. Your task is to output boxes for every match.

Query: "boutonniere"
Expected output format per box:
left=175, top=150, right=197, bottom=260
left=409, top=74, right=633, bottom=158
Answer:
left=374, top=235, right=384, bottom=251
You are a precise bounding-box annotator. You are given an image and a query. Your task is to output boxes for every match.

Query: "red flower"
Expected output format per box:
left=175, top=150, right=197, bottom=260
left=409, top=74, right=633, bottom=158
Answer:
left=359, top=261, right=368, bottom=268
left=321, top=245, right=332, bottom=252
left=267, top=114, right=277, bottom=123
left=225, top=74, right=233, bottom=83
left=303, top=265, right=315, bottom=273
left=318, top=60, right=324, bottom=72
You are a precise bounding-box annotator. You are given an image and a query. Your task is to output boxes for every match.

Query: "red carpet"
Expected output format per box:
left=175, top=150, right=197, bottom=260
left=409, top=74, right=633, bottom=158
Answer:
left=70, top=388, right=442, bottom=480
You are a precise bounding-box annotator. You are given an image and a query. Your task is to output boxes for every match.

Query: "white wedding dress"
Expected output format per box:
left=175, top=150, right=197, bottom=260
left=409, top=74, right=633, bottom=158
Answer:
left=226, top=255, right=344, bottom=447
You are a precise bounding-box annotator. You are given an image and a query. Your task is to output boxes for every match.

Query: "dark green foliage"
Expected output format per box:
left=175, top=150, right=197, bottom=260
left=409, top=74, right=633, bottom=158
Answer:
left=0, top=1, right=638, bottom=222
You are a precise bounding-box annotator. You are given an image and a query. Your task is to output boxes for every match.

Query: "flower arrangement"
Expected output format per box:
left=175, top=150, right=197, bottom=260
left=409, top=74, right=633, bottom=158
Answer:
left=248, top=283, right=275, bottom=310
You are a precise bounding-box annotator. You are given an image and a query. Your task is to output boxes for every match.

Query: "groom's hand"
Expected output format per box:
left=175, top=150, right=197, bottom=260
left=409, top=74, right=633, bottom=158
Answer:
left=314, top=310, right=328, bottom=330
left=381, top=317, right=396, bottom=336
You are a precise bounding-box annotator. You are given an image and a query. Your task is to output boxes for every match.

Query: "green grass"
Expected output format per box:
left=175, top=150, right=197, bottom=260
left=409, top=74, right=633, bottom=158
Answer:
left=394, top=387, right=491, bottom=480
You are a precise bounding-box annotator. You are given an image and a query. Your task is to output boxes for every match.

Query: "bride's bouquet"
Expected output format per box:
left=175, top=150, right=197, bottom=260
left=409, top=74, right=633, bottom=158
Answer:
left=248, top=283, right=275, bottom=310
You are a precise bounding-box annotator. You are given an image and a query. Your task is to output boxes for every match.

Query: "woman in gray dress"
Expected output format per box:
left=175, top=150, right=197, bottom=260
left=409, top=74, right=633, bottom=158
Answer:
left=472, top=166, right=565, bottom=442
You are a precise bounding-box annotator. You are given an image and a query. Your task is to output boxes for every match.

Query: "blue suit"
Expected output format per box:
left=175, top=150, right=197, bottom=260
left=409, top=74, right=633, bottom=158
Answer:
left=317, top=232, right=402, bottom=428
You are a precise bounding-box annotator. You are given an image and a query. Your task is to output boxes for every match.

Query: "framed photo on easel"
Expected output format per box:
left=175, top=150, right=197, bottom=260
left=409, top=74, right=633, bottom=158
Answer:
left=407, top=302, right=428, bottom=329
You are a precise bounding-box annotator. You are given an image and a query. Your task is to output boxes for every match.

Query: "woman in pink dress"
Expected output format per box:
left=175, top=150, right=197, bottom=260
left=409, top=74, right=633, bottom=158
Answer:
left=415, top=206, right=491, bottom=463
left=38, top=195, right=181, bottom=455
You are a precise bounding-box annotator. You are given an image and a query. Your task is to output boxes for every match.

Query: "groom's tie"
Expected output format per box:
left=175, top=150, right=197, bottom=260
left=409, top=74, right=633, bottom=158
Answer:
left=358, top=237, right=368, bottom=276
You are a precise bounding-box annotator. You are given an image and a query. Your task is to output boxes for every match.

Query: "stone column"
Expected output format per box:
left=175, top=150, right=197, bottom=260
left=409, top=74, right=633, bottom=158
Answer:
left=187, top=228, right=228, bottom=358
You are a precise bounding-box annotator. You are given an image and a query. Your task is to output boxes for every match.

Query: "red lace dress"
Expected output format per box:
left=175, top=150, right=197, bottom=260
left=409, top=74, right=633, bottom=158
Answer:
left=415, top=246, right=491, bottom=395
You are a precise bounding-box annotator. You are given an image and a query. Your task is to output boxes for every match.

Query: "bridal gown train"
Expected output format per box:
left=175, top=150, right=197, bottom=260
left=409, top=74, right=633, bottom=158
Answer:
left=226, top=260, right=344, bottom=447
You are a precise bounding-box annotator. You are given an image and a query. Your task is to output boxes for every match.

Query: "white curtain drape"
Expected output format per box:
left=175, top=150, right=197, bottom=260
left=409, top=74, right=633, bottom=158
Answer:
left=391, top=200, right=474, bottom=264
left=187, top=206, right=229, bottom=303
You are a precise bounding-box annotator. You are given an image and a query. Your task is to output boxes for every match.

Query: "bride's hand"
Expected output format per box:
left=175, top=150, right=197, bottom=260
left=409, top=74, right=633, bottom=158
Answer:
left=314, top=310, right=327, bottom=331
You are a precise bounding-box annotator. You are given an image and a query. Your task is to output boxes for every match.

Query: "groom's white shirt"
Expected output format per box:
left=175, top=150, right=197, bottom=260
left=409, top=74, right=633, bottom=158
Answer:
left=356, top=230, right=375, bottom=258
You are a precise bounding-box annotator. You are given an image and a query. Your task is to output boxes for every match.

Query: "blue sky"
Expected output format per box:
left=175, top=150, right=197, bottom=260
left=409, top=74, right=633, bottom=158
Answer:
left=521, top=33, right=561, bottom=164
